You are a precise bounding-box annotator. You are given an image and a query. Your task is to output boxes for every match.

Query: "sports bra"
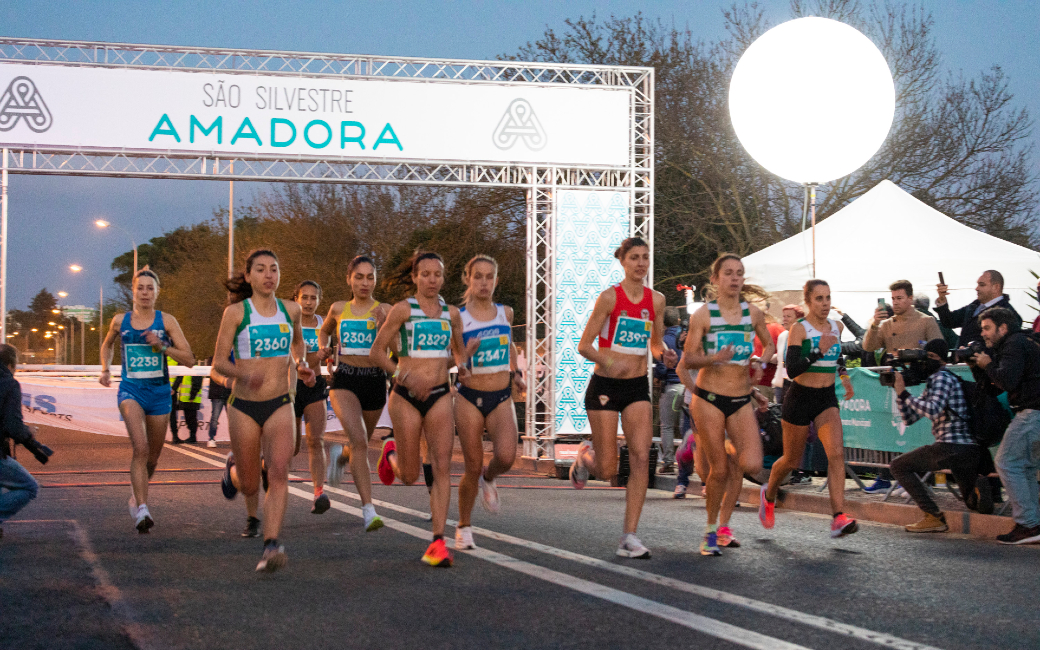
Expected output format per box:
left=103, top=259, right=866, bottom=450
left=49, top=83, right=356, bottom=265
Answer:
left=120, top=311, right=169, bottom=384
left=598, top=284, right=654, bottom=356
left=234, top=298, right=294, bottom=360
left=338, top=300, right=380, bottom=356
left=398, top=296, right=452, bottom=359
left=702, top=301, right=754, bottom=366
left=301, top=314, right=323, bottom=355
left=460, top=304, right=511, bottom=375
left=799, top=318, right=841, bottom=374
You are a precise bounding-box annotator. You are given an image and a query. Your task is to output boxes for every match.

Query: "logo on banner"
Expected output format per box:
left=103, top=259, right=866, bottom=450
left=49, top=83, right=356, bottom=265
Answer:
left=492, top=98, right=546, bottom=151
left=0, top=77, right=53, bottom=132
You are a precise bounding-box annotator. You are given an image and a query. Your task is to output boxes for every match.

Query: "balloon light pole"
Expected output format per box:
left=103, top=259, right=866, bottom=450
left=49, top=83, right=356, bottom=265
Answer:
left=728, top=16, right=895, bottom=277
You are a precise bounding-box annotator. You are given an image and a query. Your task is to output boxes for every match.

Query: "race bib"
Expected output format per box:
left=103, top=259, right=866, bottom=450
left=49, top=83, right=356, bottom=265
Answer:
left=716, top=330, right=753, bottom=363
left=302, top=327, right=320, bottom=353
left=248, top=323, right=291, bottom=358
left=339, top=319, right=376, bottom=355
left=611, top=316, right=651, bottom=355
left=125, top=344, right=164, bottom=379
left=810, top=335, right=841, bottom=361
left=410, top=319, right=451, bottom=357
left=473, top=335, right=510, bottom=373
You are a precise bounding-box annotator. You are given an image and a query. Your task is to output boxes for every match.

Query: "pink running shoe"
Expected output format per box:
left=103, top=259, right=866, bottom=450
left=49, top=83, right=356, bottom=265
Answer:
left=831, top=513, right=859, bottom=538
left=717, top=526, right=740, bottom=548
left=758, top=484, right=775, bottom=529
left=377, top=439, right=397, bottom=486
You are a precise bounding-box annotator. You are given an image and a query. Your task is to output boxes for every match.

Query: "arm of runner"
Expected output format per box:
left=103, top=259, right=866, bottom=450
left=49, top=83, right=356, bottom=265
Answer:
left=98, top=314, right=122, bottom=387
left=506, top=306, right=526, bottom=393
left=286, top=301, right=315, bottom=387
left=158, top=314, right=196, bottom=367
left=784, top=322, right=820, bottom=379
left=212, top=303, right=260, bottom=390
left=750, top=305, right=775, bottom=385
left=317, top=301, right=342, bottom=360
left=577, top=288, right=616, bottom=367
left=370, top=301, right=409, bottom=377
left=450, top=305, right=477, bottom=383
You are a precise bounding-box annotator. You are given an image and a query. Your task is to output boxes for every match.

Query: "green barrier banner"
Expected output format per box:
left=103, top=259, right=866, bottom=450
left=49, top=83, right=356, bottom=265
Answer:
left=836, top=365, right=974, bottom=453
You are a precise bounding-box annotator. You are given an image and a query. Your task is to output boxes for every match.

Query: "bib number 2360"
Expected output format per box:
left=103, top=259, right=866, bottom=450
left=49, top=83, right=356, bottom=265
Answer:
left=250, top=323, right=291, bottom=358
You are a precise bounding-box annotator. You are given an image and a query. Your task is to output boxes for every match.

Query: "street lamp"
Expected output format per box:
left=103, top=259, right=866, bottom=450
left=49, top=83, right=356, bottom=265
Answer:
left=95, top=219, right=138, bottom=275
left=69, top=264, right=82, bottom=273
left=58, top=291, right=68, bottom=298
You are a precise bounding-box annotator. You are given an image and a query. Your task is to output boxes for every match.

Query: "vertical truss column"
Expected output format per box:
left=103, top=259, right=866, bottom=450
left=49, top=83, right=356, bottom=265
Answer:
left=524, top=167, right=558, bottom=462
left=630, top=68, right=654, bottom=284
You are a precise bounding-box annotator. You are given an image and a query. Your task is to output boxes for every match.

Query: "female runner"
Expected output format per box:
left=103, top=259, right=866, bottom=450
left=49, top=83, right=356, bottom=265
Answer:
left=100, top=267, right=195, bottom=533
left=760, top=279, right=858, bottom=538
left=370, top=251, right=474, bottom=567
left=571, top=237, right=672, bottom=559
left=212, top=249, right=315, bottom=572
left=453, top=255, right=526, bottom=550
left=319, top=256, right=389, bottom=533
left=292, top=281, right=332, bottom=515
left=681, top=254, right=775, bottom=556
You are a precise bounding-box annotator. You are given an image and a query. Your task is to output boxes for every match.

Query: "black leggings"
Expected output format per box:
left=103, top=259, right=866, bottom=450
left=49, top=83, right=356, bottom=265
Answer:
left=890, top=442, right=983, bottom=517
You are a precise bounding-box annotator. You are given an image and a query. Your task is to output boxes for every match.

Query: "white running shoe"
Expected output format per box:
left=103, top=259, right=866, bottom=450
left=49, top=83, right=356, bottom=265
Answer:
left=207, top=439, right=217, bottom=448
left=256, top=544, right=287, bottom=572
left=673, top=484, right=687, bottom=499
left=570, top=441, right=592, bottom=489
left=327, top=444, right=344, bottom=487
left=479, top=470, right=500, bottom=514
left=455, top=525, right=477, bottom=550
left=616, top=533, right=651, bottom=559
left=362, top=503, right=384, bottom=532
left=135, top=505, right=154, bottom=534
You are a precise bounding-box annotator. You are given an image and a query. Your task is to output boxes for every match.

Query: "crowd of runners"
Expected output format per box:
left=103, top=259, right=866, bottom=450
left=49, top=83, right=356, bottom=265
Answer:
left=102, top=241, right=861, bottom=572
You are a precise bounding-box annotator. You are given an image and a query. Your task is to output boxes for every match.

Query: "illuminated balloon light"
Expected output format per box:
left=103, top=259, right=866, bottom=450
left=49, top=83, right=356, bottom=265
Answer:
left=729, top=17, right=895, bottom=184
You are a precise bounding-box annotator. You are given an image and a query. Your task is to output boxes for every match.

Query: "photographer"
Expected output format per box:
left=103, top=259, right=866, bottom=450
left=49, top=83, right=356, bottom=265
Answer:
left=0, top=344, right=50, bottom=539
left=973, top=307, right=1040, bottom=545
left=863, top=280, right=942, bottom=356
left=889, top=339, right=986, bottom=533
left=936, top=270, right=1021, bottom=347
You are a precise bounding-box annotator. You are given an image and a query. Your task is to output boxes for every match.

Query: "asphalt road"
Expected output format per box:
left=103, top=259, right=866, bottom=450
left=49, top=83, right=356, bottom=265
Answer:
left=2, top=425, right=1037, bottom=650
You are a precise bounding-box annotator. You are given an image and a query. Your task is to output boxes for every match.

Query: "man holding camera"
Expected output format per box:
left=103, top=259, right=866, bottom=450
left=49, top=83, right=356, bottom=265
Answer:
left=935, top=270, right=1021, bottom=347
left=863, top=280, right=943, bottom=356
left=0, top=344, right=51, bottom=539
left=973, top=307, right=1040, bottom=545
left=889, top=339, right=988, bottom=533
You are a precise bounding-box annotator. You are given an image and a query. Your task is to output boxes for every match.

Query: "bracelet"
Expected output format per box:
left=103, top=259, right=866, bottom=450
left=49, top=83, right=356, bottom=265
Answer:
left=759, top=362, right=768, bottom=370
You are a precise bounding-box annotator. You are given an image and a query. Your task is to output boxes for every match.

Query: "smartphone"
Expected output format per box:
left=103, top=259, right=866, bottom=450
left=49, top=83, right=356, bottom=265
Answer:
left=877, top=298, right=885, bottom=306
left=938, top=272, right=945, bottom=285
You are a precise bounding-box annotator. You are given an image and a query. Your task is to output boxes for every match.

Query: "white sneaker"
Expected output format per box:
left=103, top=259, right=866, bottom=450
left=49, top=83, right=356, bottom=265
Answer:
left=327, top=444, right=344, bottom=487
left=207, top=439, right=217, bottom=448
left=570, top=441, right=592, bottom=489
left=479, top=471, right=500, bottom=514
left=362, top=503, right=383, bottom=532
left=673, top=484, right=687, bottom=499
left=135, top=504, right=154, bottom=534
left=455, top=525, right=477, bottom=550
left=616, top=533, right=650, bottom=559
left=256, top=544, right=287, bottom=572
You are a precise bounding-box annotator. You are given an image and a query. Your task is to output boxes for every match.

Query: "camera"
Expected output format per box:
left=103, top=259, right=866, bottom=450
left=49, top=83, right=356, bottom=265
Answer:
left=878, top=348, right=931, bottom=388
left=951, top=340, right=985, bottom=364
left=21, top=437, right=53, bottom=465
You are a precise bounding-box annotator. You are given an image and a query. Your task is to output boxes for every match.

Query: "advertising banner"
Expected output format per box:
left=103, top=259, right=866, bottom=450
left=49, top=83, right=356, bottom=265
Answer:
left=0, top=63, right=630, bottom=167
left=553, top=190, right=629, bottom=434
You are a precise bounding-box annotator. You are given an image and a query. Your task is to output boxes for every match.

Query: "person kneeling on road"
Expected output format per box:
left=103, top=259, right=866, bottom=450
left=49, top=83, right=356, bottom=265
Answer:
left=973, top=307, right=1040, bottom=545
left=889, top=339, right=987, bottom=533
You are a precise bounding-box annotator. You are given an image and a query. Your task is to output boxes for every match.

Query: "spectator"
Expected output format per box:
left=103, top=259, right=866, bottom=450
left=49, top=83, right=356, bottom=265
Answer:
left=207, top=357, right=231, bottom=448
left=831, top=306, right=880, bottom=366
left=0, top=344, right=42, bottom=539
left=889, top=339, right=990, bottom=533
left=863, top=280, right=942, bottom=356
left=915, top=294, right=959, bottom=350
left=654, top=307, right=684, bottom=474
left=974, top=307, right=1040, bottom=545
left=935, top=270, right=1022, bottom=347
left=771, top=304, right=804, bottom=405
left=752, top=311, right=785, bottom=402
left=673, top=430, right=696, bottom=498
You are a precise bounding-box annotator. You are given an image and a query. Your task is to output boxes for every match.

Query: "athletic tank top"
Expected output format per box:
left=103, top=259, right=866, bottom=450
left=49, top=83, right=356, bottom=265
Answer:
left=120, top=311, right=169, bottom=384
left=598, top=284, right=654, bottom=356
left=338, top=301, right=380, bottom=356
left=301, top=314, right=323, bottom=354
left=702, top=301, right=754, bottom=366
left=398, top=297, right=452, bottom=359
left=460, top=304, right=511, bottom=375
left=799, top=318, right=841, bottom=374
left=234, top=298, right=294, bottom=360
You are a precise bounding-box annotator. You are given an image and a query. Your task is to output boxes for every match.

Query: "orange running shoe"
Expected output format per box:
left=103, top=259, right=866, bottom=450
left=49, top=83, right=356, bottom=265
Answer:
left=421, top=538, right=453, bottom=567
left=377, top=439, right=397, bottom=486
left=758, top=485, right=775, bottom=529
left=831, top=513, right=858, bottom=538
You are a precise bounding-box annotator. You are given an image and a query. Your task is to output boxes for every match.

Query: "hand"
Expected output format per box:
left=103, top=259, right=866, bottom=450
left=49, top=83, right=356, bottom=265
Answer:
left=512, top=372, right=527, bottom=393
left=936, top=283, right=949, bottom=306
left=752, top=390, right=769, bottom=412
left=751, top=364, right=764, bottom=385
left=374, top=306, right=388, bottom=329
left=663, top=348, right=678, bottom=368
left=832, top=308, right=845, bottom=317
left=456, top=365, right=472, bottom=386
left=973, top=351, right=992, bottom=369
left=405, top=373, right=433, bottom=400
left=298, top=363, right=316, bottom=387
left=841, top=374, right=855, bottom=400
left=317, top=346, right=334, bottom=361
left=872, top=307, right=888, bottom=324
left=99, top=369, right=111, bottom=387
left=892, top=370, right=906, bottom=394
left=714, top=345, right=736, bottom=364
left=143, top=330, right=164, bottom=351
left=818, top=333, right=838, bottom=354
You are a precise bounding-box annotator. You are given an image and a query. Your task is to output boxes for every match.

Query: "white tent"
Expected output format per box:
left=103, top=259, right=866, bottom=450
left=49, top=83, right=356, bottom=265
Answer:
left=743, top=180, right=1039, bottom=333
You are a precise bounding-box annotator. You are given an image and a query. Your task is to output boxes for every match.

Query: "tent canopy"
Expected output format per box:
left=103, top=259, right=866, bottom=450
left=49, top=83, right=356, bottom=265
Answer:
left=743, top=180, right=1039, bottom=331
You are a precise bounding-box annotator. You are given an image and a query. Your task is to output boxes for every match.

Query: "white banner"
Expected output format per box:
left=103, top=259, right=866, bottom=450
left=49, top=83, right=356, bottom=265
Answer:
left=20, top=376, right=344, bottom=439
left=553, top=190, right=629, bottom=434
left=0, top=63, right=630, bottom=167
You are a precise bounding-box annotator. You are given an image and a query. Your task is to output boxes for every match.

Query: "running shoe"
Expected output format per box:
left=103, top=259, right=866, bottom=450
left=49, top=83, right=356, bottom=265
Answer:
left=673, top=484, right=687, bottom=499
left=758, top=484, right=775, bottom=529
left=479, top=470, right=500, bottom=514
left=221, top=453, right=238, bottom=500
left=830, top=513, right=859, bottom=538
left=996, top=523, right=1040, bottom=545
left=569, top=441, right=591, bottom=489
left=256, top=542, right=287, bottom=572
left=421, top=538, right=453, bottom=567
left=362, top=504, right=384, bottom=532
left=615, top=533, right=651, bottom=559
left=862, top=478, right=892, bottom=494
left=312, top=493, right=331, bottom=515
left=207, top=439, right=217, bottom=448
left=454, top=525, right=476, bottom=550
left=135, top=505, right=154, bottom=534
left=261, top=458, right=269, bottom=493
left=717, top=526, right=740, bottom=548
left=241, top=516, right=261, bottom=538
left=700, top=531, right=722, bottom=556
left=326, top=444, right=344, bottom=487
left=377, top=439, right=397, bottom=486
